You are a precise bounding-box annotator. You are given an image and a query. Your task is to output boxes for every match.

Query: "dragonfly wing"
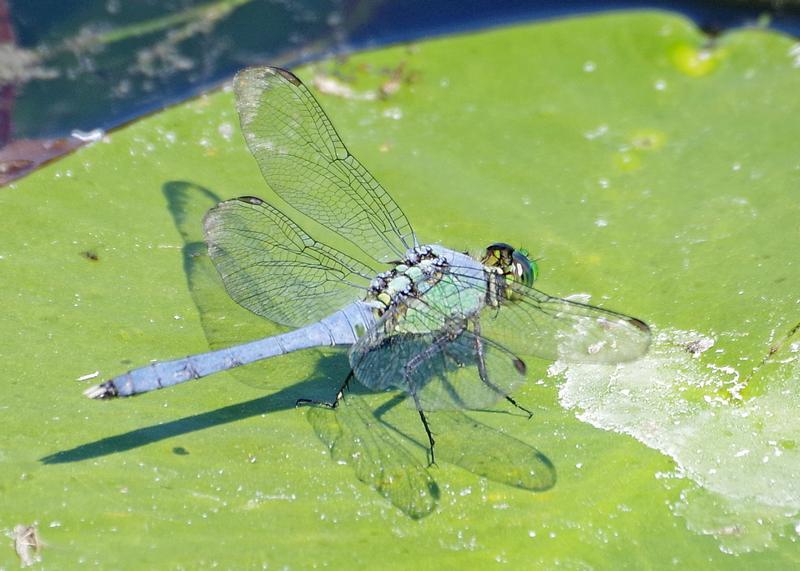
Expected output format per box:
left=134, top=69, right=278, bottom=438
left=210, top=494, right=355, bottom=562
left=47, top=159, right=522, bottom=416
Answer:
left=469, top=276, right=652, bottom=364
left=204, top=196, right=374, bottom=327
left=234, top=66, right=415, bottom=263
left=349, top=298, right=527, bottom=411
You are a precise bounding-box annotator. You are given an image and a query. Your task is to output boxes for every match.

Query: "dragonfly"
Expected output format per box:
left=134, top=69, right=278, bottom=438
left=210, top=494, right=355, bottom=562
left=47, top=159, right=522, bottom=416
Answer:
left=86, top=66, right=651, bottom=463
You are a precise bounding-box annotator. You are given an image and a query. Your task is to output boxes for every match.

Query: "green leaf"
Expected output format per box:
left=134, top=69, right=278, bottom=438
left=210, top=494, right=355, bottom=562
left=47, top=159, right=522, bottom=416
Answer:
left=2, top=10, right=799, bottom=568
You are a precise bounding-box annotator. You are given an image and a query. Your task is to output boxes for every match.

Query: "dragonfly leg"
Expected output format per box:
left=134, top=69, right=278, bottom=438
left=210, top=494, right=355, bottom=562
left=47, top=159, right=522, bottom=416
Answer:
left=472, top=318, right=533, bottom=418
left=295, top=369, right=353, bottom=410
left=504, top=395, right=533, bottom=419
left=412, top=392, right=436, bottom=466
left=405, top=343, right=448, bottom=466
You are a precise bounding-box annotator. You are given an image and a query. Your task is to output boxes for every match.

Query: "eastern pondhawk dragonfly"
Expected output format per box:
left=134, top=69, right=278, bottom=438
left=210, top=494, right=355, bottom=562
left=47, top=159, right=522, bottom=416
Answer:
left=86, top=66, right=651, bottom=462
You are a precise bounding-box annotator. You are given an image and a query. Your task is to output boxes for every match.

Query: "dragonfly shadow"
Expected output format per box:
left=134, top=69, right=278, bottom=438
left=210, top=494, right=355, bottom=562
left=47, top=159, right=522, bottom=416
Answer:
left=43, top=182, right=353, bottom=464
left=40, top=367, right=338, bottom=465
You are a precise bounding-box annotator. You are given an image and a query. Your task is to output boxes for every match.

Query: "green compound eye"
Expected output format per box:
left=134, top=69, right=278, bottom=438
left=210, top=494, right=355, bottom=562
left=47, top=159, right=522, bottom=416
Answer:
left=511, top=249, right=537, bottom=287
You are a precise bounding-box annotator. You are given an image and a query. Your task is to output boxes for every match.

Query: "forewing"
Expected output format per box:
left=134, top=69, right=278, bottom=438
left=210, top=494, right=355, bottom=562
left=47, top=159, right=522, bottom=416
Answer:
left=234, top=66, right=415, bottom=263
left=204, top=196, right=373, bottom=327
left=443, top=269, right=652, bottom=363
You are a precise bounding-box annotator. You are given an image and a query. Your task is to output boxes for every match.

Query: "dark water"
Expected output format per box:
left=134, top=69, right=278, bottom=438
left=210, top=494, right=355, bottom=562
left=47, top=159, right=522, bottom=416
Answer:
left=2, top=0, right=799, bottom=182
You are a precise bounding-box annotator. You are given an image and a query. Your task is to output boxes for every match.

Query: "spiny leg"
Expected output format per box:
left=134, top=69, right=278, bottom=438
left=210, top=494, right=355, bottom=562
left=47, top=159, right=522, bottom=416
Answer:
left=472, top=318, right=533, bottom=419
left=404, top=337, right=453, bottom=466
left=503, top=395, right=533, bottom=418
left=412, top=390, right=436, bottom=466
left=296, top=369, right=354, bottom=410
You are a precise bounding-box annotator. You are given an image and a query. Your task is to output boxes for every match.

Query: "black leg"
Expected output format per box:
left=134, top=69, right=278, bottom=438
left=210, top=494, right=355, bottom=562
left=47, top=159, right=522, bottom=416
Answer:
left=504, top=395, right=533, bottom=418
left=412, top=392, right=436, bottom=466
left=296, top=370, right=353, bottom=409
left=404, top=336, right=452, bottom=466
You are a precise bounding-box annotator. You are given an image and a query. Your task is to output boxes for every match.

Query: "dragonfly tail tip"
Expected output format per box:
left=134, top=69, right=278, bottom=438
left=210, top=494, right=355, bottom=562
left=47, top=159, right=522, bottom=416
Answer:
left=83, top=381, right=119, bottom=399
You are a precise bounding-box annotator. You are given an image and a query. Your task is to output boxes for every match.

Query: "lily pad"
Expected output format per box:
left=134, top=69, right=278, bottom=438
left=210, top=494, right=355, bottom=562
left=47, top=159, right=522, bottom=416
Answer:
left=2, top=10, right=799, bottom=569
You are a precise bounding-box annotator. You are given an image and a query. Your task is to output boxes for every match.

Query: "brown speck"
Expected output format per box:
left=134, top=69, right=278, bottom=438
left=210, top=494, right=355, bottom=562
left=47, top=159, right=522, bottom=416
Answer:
left=684, top=337, right=714, bottom=357
left=81, top=250, right=99, bottom=261
left=380, top=78, right=401, bottom=97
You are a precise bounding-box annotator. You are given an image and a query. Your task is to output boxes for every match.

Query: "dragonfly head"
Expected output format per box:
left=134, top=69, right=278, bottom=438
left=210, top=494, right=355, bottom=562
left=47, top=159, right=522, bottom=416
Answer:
left=482, top=243, right=538, bottom=289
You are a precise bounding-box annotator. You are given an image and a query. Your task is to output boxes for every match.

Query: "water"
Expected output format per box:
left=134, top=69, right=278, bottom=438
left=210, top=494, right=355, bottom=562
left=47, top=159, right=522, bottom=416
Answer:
left=5, top=0, right=800, bottom=150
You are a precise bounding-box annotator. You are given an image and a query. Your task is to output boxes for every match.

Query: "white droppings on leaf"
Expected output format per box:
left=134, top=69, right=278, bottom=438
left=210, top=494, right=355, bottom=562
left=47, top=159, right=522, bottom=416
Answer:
left=217, top=122, right=234, bottom=141
left=583, top=124, right=608, bottom=140
left=558, top=327, right=800, bottom=554
left=382, top=107, right=403, bottom=120
left=789, top=43, right=800, bottom=68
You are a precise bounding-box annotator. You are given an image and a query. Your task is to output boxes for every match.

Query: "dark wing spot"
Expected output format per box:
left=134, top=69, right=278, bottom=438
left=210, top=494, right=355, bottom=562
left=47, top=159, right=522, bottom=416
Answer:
left=513, top=358, right=527, bottom=375
left=272, top=66, right=302, bottom=86
left=628, top=317, right=650, bottom=333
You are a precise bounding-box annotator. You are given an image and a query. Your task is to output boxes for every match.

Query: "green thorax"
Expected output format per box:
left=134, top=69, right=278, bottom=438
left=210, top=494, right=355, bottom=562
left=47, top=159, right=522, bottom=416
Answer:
left=365, top=245, right=494, bottom=335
